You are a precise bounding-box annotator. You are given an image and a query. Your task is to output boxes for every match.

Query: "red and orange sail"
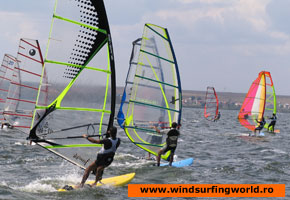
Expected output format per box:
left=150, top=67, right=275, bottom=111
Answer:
left=204, top=86, right=219, bottom=121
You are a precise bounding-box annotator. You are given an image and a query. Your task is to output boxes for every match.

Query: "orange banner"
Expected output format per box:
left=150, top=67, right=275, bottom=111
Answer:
left=128, top=184, right=285, bottom=197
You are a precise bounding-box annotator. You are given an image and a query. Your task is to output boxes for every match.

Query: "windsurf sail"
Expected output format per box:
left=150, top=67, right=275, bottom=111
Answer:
left=204, top=86, right=219, bottom=121
left=0, top=54, right=17, bottom=122
left=117, top=23, right=182, bottom=161
left=28, top=0, right=115, bottom=170
left=238, top=71, right=275, bottom=131
left=3, top=39, right=45, bottom=132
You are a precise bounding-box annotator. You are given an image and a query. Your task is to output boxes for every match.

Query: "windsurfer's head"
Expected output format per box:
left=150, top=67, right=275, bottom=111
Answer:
left=171, top=122, right=178, bottom=129
left=108, top=126, right=117, bottom=139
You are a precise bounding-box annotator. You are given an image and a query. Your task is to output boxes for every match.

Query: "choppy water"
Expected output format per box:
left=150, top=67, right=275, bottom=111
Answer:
left=0, top=108, right=289, bottom=200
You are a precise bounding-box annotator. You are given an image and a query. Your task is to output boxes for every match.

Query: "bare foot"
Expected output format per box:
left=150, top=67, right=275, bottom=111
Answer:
left=75, top=183, right=83, bottom=189
left=90, top=182, right=97, bottom=187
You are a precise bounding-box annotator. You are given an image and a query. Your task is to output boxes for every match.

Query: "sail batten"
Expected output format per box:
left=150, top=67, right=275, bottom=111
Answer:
left=129, top=100, right=180, bottom=112
left=135, top=75, right=178, bottom=88
left=140, top=50, right=175, bottom=64
left=45, top=60, right=111, bottom=73
left=53, top=14, right=107, bottom=34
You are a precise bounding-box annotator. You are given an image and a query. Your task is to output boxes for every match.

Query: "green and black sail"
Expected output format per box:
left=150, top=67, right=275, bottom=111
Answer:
left=28, top=0, right=115, bottom=170
left=117, top=24, right=182, bottom=161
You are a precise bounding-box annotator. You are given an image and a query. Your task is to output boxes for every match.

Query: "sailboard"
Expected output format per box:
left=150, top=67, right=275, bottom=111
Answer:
left=238, top=71, right=277, bottom=132
left=117, top=23, right=182, bottom=161
left=0, top=54, right=18, bottom=124
left=204, top=86, right=219, bottom=121
left=3, top=38, right=45, bottom=131
left=28, top=0, right=117, bottom=171
left=58, top=172, right=135, bottom=192
left=160, top=157, right=193, bottom=167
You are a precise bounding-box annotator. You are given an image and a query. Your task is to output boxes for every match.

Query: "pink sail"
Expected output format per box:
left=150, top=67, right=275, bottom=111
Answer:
left=238, top=71, right=273, bottom=131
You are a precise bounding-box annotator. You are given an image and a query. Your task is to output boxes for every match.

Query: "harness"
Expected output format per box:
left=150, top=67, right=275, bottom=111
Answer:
left=167, top=129, right=179, bottom=147
left=99, top=138, right=119, bottom=154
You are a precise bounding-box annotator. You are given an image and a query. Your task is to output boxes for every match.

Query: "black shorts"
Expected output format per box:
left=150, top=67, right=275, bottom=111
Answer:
left=255, top=126, right=263, bottom=131
left=95, top=152, right=115, bottom=167
left=161, top=145, right=176, bottom=155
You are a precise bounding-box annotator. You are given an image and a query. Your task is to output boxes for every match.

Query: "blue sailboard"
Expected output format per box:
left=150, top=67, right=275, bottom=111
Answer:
left=160, top=157, right=193, bottom=167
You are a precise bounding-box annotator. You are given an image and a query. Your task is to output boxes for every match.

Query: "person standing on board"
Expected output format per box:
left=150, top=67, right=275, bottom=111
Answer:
left=76, top=126, right=121, bottom=188
left=155, top=122, right=180, bottom=166
left=1, top=121, right=13, bottom=129
left=214, top=112, right=221, bottom=122
left=267, top=113, right=277, bottom=132
left=147, top=118, right=165, bottom=160
left=254, top=117, right=266, bottom=134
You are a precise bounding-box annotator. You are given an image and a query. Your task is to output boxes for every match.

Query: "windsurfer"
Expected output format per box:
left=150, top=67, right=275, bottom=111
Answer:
left=267, top=113, right=277, bottom=132
left=1, top=121, right=13, bottom=129
left=214, top=112, right=221, bottom=122
left=146, top=118, right=165, bottom=160
left=76, top=126, right=121, bottom=188
left=254, top=117, right=266, bottom=134
left=155, top=122, right=180, bottom=166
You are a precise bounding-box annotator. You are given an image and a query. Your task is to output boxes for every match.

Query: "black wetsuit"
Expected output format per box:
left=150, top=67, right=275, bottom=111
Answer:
left=268, top=115, right=277, bottom=131
left=95, top=138, right=121, bottom=167
left=255, top=120, right=265, bottom=131
left=161, top=129, right=180, bottom=154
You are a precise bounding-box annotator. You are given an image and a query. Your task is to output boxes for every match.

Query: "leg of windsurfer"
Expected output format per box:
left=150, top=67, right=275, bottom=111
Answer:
left=90, top=166, right=105, bottom=187
left=168, top=150, right=175, bottom=166
left=78, top=162, right=98, bottom=188
left=157, top=145, right=176, bottom=166
left=147, top=152, right=151, bottom=160
left=156, top=149, right=164, bottom=167
left=267, top=120, right=276, bottom=132
left=76, top=126, right=121, bottom=188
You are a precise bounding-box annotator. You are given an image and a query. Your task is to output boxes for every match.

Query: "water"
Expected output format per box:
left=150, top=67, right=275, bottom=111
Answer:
left=0, top=107, right=289, bottom=199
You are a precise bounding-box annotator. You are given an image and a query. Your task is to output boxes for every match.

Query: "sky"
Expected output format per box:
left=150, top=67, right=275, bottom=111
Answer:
left=1, top=0, right=290, bottom=95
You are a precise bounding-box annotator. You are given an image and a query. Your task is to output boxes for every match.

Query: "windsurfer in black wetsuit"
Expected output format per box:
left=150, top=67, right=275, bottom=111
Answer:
left=254, top=117, right=266, bottom=134
left=1, top=121, right=13, bottom=129
left=267, top=113, right=277, bottom=132
left=76, top=126, right=121, bottom=188
left=214, top=112, right=221, bottom=122
left=155, top=122, right=180, bottom=166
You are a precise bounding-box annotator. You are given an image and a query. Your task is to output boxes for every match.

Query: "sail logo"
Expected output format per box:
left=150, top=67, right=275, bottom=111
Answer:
left=38, top=121, right=53, bottom=134
left=29, top=49, right=36, bottom=56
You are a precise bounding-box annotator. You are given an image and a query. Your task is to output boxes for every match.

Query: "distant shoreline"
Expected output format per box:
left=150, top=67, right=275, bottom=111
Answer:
left=117, top=87, right=290, bottom=113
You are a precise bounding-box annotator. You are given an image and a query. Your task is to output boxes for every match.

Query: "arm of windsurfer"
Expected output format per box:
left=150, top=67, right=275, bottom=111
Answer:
left=154, top=126, right=167, bottom=134
left=82, top=134, right=101, bottom=143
